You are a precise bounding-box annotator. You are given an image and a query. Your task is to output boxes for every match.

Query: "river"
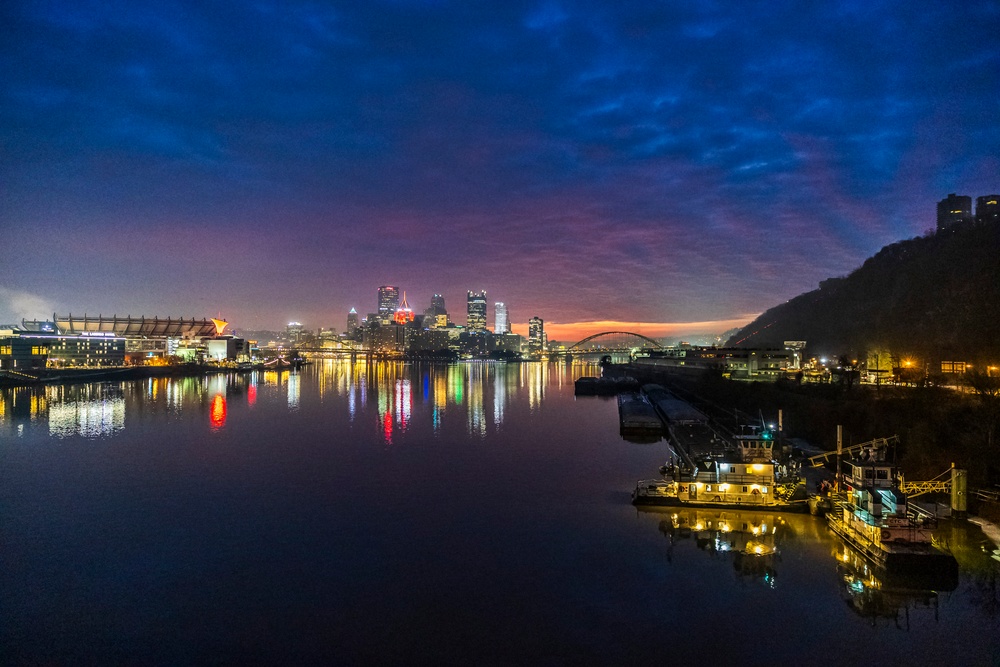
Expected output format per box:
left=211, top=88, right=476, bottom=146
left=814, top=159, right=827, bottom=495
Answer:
left=2, top=360, right=998, bottom=664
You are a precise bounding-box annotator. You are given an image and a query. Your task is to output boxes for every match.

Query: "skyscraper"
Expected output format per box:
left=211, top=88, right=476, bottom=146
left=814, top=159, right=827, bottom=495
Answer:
left=425, top=294, right=449, bottom=328
left=378, top=286, right=400, bottom=321
left=937, top=193, right=972, bottom=231
left=528, top=316, right=544, bottom=354
left=976, top=194, right=1000, bottom=225
left=467, top=290, right=487, bottom=332
left=430, top=294, right=446, bottom=315
left=393, top=292, right=415, bottom=324
left=346, top=308, right=359, bottom=334
left=494, top=302, right=509, bottom=334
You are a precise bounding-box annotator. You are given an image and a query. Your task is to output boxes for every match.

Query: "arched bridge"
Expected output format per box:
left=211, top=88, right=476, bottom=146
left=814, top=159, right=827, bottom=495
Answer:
left=568, top=331, right=664, bottom=353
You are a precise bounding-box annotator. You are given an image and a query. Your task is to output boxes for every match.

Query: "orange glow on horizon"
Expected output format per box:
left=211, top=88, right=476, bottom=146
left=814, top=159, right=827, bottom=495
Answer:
left=508, top=317, right=757, bottom=342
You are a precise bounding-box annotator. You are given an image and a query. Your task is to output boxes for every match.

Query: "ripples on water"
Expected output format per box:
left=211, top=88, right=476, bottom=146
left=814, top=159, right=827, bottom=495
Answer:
left=2, top=360, right=998, bottom=664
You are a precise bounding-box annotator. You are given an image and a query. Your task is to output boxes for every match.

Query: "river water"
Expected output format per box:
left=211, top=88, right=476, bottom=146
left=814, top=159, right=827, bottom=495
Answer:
left=2, top=360, right=998, bottom=664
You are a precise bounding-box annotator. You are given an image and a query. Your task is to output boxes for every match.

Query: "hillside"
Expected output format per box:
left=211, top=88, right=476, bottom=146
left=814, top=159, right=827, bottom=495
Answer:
left=726, top=221, right=1000, bottom=363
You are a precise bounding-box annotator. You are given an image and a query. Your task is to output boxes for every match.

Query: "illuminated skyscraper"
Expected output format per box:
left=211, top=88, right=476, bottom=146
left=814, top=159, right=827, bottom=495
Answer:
left=287, top=321, right=304, bottom=344
left=937, top=193, right=972, bottom=231
left=467, top=290, right=487, bottom=332
left=976, top=194, right=1000, bottom=224
left=378, top=286, right=400, bottom=321
left=494, top=302, right=509, bottom=334
left=528, top=316, right=544, bottom=354
left=347, top=308, right=359, bottom=334
left=393, top=292, right=415, bottom=324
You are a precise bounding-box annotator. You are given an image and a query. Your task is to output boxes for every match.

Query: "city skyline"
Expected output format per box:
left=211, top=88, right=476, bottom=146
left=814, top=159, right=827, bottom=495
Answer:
left=2, top=2, right=997, bottom=337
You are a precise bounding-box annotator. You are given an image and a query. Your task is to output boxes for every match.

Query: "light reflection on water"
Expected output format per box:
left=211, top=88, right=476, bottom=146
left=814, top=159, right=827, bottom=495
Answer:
left=0, top=360, right=603, bottom=444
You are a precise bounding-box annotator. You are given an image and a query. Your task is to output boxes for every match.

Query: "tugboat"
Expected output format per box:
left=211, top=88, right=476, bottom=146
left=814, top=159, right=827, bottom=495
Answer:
left=826, top=443, right=957, bottom=573
left=632, top=426, right=806, bottom=511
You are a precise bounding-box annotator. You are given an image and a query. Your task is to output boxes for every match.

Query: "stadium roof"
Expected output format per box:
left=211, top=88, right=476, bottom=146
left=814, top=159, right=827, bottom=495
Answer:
left=50, top=314, right=224, bottom=338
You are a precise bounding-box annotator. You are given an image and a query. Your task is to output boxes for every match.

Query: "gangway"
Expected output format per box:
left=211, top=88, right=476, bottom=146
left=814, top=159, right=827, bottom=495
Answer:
left=900, top=466, right=953, bottom=498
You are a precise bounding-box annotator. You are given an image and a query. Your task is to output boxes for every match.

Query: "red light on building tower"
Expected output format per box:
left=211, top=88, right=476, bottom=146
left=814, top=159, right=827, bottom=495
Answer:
left=393, top=291, right=415, bottom=324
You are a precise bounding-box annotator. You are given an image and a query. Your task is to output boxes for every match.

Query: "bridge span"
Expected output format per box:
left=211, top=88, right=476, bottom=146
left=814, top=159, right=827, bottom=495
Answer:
left=567, top=331, right=663, bottom=354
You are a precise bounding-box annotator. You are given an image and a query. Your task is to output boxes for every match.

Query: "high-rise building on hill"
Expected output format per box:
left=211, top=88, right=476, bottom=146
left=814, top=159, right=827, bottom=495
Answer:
left=937, top=193, right=972, bottom=231
left=467, top=291, right=487, bottom=332
left=494, top=302, right=509, bottom=334
left=976, top=194, right=1000, bottom=224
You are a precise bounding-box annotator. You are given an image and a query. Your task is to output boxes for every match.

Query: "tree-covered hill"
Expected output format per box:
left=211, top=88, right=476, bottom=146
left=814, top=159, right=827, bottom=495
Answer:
left=726, top=221, right=1000, bottom=364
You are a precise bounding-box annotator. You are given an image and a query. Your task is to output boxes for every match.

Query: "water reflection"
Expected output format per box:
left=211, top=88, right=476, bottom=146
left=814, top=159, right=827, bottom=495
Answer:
left=650, top=507, right=792, bottom=587
left=832, top=540, right=958, bottom=628
left=0, top=360, right=605, bottom=442
left=47, top=384, right=126, bottom=438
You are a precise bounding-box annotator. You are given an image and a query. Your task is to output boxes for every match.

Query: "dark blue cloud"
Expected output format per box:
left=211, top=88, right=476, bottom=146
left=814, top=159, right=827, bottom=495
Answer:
left=1, top=0, right=997, bottom=329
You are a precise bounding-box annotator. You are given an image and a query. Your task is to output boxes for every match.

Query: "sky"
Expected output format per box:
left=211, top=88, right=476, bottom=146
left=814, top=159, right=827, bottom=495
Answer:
left=2, top=1, right=998, bottom=340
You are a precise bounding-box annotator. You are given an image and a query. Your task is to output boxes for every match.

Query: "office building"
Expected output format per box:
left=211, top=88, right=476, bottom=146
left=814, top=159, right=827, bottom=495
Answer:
left=528, top=316, right=544, bottom=354
left=424, top=294, right=448, bottom=328
left=494, top=302, right=509, bottom=334
left=286, top=322, right=304, bottom=344
left=936, top=193, right=972, bottom=231
left=347, top=308, right=359, bottom=334
left=976, top=194, right=1000, bottom=224
left=467, top=291, right=487, bottom=332
left=377, top=286, right=400, bottom=321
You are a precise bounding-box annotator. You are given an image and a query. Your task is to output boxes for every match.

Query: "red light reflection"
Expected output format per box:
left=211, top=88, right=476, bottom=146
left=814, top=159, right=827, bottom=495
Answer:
left=210, top=394, right=227, bottom=429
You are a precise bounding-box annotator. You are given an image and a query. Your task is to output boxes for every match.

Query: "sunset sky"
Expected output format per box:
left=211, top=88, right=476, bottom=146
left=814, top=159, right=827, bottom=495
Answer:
left=2, top=1, right=997, bottom=339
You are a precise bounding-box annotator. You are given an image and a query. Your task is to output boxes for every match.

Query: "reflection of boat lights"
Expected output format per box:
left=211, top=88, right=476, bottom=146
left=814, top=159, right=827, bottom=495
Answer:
left=247, top=384, right=257, bottom=407
left=210, top=394, right=227, bottom=429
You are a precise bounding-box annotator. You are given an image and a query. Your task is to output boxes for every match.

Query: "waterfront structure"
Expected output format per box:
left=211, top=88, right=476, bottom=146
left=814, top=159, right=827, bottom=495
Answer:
left=378, top=286, right=400, bottom=322
left=936, top=193, right=972, bottom=231
left=467, top=291, right=487, bottom=332
left=631, top=346, right=796, bottom=380
left=528, top=316, right=544, bottom=354
left=0, top=335, right=49, bottom=370
left=976, top=194, right=1000, bottom=224
left=494, top=302, right=509, bottom=334
left=347, top=308, right=359, bottom=334
left=8, top=315, right=250, bottom=366
left=364, top=322, right=407, bottom=354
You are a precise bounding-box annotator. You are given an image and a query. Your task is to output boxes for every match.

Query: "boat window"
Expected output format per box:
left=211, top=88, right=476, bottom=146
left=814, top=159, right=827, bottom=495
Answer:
left=876, top=469, right=889, bottom=480
left=706, top=485, right=712, bottom=492
left=742, top=486, right=748, bottom=493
